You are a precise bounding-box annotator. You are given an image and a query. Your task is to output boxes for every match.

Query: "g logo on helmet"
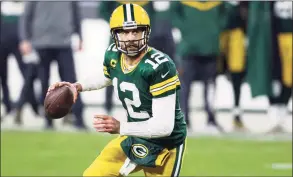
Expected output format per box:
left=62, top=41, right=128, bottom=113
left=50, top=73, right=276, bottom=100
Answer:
left=131, top=144, right=148, bottom=158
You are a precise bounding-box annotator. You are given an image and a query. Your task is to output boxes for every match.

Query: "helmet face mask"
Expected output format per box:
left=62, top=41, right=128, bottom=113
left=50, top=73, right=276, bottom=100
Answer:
left=111, top=26, right=150, bottom=57
left=109, top=3, right=151, bottom=57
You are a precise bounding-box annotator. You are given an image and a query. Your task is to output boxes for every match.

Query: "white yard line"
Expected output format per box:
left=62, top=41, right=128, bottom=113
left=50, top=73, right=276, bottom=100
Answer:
left=271, top=163, right=292, bottom=170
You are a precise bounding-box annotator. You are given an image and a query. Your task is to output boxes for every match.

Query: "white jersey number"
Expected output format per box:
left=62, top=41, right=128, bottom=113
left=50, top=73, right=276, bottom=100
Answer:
left=113, top=78, right=149, bottom=119
left=145, top=52, right=169, bottom=70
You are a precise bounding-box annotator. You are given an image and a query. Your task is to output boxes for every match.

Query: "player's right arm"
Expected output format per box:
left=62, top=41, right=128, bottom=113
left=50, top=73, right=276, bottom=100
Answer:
left=74, top=46, right=113, bottom=92
left=47, top=45, right=114, bottom=102
left=75, top=44, right=115, bottom=91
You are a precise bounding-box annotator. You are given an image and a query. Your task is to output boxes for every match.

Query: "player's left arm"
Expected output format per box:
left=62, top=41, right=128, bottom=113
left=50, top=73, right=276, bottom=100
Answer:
left=119, top=59, right=180, bottom=138
left=94, top=93, right=176, bottom=138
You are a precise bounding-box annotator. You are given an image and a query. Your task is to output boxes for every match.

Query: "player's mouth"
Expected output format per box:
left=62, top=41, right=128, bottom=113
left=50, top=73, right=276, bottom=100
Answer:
left=126, top=44, right=138, bottom=51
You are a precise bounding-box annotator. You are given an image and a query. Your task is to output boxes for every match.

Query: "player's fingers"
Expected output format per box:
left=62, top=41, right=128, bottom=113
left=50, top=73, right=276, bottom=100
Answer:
left=93, top=119, right=103, bottom=125
left=73, top=92, right=78, bottom=103
left=93, top=119, right=112, bottom=125
left=93, top=118, right=113, bottom=124
left=48, top=82, right=64, bottom=91
left=58, top=81, right=69, bottom=87
left=94, top=115, right=111, bottom=120
left=47, top=85, right=56, bottom=91
left=96, top=128, right=112, bottom=132
left=55, top=81, right=69, bottom=88
left=69, top=84, right=78, bottom=103
left=103, top=123, right=114, bottom=129
left=94, top=123, right=107, bottom=129
left=95, top=124, right=113, bottom=132
left=95, top=128, right=106, bottom=132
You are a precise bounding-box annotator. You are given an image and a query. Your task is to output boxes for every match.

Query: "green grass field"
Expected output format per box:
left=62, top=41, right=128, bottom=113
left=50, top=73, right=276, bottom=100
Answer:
left=1, top=130, right=292, bottom=176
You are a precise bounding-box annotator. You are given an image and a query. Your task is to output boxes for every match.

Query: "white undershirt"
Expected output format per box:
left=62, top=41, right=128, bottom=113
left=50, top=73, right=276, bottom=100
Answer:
left=77, top=74, right=176, bottom=138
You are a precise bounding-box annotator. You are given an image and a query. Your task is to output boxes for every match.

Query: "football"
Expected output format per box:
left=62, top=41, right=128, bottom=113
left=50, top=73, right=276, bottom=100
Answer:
left=44, top=85, right=74, bottom=119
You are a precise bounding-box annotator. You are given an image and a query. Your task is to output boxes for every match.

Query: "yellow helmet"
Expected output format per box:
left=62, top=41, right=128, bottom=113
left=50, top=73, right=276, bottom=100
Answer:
left=109, top=3, right=151, bottom=56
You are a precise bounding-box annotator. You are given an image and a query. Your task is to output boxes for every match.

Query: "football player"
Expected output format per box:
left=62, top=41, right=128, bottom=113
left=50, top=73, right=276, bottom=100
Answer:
left=220, top=2, right=248, bottom=131
left=47, top=3, right=186, bottom=176
left=170, top=1, right=229, bottom=133
left=268, top=1, right=292, bottom=131
left=99, top=1, right=176, bottom=115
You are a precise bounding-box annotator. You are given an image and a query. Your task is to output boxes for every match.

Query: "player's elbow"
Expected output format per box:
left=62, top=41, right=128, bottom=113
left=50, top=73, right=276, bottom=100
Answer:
left=152, top=120, right=174, bottom=138
left=161, top=124, right=173, bottom=137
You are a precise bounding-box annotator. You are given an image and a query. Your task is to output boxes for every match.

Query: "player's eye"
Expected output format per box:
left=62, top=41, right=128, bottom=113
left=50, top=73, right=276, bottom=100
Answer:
left=132, top=30, right=139, bottom=34
left=116, top=29, right=127, bottom=35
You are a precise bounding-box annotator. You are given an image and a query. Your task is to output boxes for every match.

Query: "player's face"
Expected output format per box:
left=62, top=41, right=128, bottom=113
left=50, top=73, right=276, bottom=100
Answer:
left=115, top=28, right=146, bottom=55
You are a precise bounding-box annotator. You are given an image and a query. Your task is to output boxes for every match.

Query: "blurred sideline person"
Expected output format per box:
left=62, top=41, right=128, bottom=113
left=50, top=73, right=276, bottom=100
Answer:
left=220, top=2, right=249, bottom=131
left=14, top=50, right=40, bottom=125
left=47, top=4, right=186, bottom=176
left=170, top=1, right=235, bottom=133
left=98, top=1, right=175, bottom=114
left=269, top=1, right=292, bottom=131
left=247, top=1, right=292, bottom=132
left=19, top=2, right=86, bottom=130
left=0, top=1, right=26, bottom=118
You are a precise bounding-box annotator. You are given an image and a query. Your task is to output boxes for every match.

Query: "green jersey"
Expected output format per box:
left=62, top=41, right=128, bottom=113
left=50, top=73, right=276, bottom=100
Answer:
left=171, top=1, right=231, bottom=56
left=273, top=1, right=292, bottom=33
left=103, top=43, right=187, bottom=147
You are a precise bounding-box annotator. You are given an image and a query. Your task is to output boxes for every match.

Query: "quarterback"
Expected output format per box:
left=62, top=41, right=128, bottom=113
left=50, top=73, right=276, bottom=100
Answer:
left=47, top=3, right=187, bottom=177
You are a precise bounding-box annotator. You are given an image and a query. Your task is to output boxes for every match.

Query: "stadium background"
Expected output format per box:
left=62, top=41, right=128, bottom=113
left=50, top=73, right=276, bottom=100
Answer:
left=1, top=1, right=292, bottom=176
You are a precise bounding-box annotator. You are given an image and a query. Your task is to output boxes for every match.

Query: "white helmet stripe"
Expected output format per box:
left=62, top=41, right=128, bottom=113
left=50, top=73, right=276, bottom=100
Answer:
left=126, top=4, right=132, bottom=22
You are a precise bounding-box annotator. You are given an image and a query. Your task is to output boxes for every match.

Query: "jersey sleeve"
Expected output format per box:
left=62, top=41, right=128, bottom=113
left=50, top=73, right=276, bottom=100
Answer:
left=103, top=43, right=116, bottom=79
left=103, top=59, right=111, bottom=79
left=149, top=59, right=181, bottom=98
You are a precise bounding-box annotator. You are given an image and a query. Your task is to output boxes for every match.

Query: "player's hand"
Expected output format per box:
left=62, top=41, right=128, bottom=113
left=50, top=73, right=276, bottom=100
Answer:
left=19, top=40, right=32, bottom=55
left=47, top=81, right=78, bottom=103
left=93, top=115, right=120, bottom=134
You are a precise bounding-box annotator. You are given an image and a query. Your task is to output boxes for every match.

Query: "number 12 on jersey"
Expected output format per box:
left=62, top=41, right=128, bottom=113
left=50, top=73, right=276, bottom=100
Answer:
left=145, top=53, right=169, bottom=70
left=113, top=77, right=150, bottom=119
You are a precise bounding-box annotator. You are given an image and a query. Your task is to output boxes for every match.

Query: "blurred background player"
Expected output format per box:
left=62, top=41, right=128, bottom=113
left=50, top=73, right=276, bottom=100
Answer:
left=19, top=2, right=86, bottom=130
left=98, top=1, right=175, bottom=114
left=268, top=1, right=292, bottom=131
left=247, top=1, right=292, bottom=132
left=220, top=2, right=249, bottom=131
left=170, top=2, right=234, bottom=133
left=13, top=50, right=40, bottom=125
left=0, top=1, right=26, bottom=118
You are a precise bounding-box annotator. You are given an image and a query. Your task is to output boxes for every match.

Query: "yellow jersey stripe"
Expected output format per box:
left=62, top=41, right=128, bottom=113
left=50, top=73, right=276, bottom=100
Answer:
left=150, top=78, right=179, bottom=92
left=150, top=75, right=178, bottom=90
left=151, top=81, right=180, bottom=96
left=103, top=70, right=110, bottom=76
